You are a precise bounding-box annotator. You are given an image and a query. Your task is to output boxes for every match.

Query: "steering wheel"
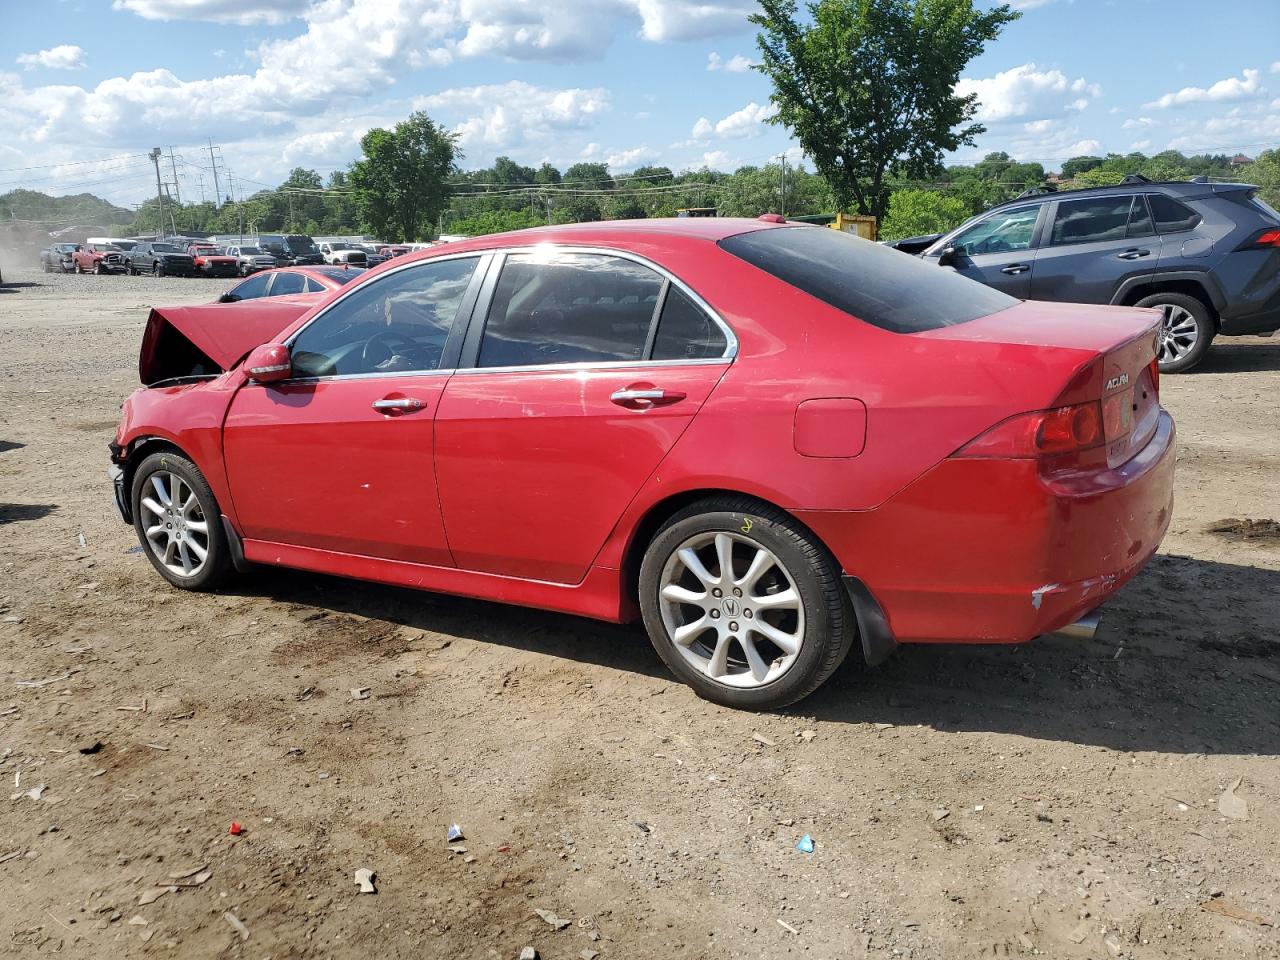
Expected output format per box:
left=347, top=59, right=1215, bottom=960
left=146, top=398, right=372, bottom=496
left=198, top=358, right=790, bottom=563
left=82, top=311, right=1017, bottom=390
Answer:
left=361, top=330, right=422, bottom=368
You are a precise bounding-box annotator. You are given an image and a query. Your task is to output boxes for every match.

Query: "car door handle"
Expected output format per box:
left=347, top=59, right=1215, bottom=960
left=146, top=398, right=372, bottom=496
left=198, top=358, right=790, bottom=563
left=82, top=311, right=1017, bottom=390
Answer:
left=372, top=397, right=426, bottom=412
left=610, top=388, right=686, bottom=407
left=1117, top=248, right=1151, bottom=260
left=1000, top=263, right=1030, bottom=275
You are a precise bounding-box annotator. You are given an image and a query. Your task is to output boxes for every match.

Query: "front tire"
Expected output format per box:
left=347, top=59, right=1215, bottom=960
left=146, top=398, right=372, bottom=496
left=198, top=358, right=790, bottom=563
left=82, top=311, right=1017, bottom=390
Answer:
left=1137, top=292, right=1214, bottom=373
left=152, top=261, right=164, bottom=278
left=131, top=451, right=232, bottom=591
left=638, top=496, right=857, bottom=710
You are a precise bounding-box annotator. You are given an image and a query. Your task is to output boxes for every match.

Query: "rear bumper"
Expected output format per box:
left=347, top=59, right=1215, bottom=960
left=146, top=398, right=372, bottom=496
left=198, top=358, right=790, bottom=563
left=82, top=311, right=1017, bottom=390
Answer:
left=802, top=411, right=1176, bottom=645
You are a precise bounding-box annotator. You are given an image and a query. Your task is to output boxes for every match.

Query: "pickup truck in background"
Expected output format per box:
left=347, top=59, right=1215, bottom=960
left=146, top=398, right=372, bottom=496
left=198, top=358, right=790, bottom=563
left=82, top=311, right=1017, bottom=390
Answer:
left=72, top=242, right=128, bottom=275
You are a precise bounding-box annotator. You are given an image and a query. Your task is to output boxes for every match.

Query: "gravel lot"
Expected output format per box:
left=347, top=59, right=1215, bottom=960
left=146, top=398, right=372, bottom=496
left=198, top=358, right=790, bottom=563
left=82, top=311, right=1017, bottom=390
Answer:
left=1, top=263, right=1278, bottom=959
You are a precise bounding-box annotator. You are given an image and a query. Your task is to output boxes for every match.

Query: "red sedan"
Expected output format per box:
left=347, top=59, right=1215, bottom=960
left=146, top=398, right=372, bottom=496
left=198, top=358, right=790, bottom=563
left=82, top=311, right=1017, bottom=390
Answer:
left=109, top=218, right=1174, bottom=710
left=217, top=265, right=366, bottom=303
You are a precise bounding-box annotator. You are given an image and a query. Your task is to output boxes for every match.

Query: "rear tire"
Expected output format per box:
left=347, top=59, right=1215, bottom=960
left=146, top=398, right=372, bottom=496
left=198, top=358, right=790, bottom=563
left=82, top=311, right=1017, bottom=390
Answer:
left=131, top=451, right=232, bottom=592
left=1137, top=292, right=1214, bottom=373
left=95, top=262, right=106, bottom=275
left=638, top=496, right=857, bottom=710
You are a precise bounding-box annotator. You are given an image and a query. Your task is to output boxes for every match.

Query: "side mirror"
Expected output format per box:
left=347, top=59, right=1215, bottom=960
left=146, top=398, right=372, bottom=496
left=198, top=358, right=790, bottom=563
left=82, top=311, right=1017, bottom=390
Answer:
left=219, top=293, right=241, bottom=304
left=75, top=245, right=83, bottom=252
left=243, top=343, right=291, bottom=383
left=937, top=245, right=963, bottom=267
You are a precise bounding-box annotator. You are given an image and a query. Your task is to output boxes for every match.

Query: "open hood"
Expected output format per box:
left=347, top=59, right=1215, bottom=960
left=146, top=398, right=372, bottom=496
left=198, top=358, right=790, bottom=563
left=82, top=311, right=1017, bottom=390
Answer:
left=139, top=298, right=317, bottom=385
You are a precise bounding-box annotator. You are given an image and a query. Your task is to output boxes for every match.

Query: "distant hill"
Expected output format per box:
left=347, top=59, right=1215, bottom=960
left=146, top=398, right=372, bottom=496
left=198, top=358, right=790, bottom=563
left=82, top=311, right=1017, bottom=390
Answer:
left=0, top=190, right=135, bottom=232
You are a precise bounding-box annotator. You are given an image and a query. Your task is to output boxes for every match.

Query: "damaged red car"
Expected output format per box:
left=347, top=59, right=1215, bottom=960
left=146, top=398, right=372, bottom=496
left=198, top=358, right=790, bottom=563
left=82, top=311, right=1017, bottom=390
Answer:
left=109, top=219, right=1175, bottom=710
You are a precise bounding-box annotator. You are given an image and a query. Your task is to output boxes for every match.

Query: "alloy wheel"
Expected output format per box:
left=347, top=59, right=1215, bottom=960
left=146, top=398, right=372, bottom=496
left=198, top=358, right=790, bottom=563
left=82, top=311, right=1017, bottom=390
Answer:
left=657, top=531, right=805, bottom=688
left=139, top=471, right=210, bottom=578
left=1156, top=303, right=1198, bottom=364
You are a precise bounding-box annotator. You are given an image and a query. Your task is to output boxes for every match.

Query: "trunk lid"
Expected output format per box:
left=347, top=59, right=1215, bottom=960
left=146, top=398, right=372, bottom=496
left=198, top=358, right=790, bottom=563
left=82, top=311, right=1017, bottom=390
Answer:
left=923, top=300, right=1162, bottom=470
left=139, top=298, right=317, bottom=385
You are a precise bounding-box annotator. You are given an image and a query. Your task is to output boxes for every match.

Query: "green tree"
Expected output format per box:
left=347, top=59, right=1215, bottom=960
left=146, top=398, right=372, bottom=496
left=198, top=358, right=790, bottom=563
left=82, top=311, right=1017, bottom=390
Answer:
left=449, top=209, right=543, bottom=235
left=1244, top=149, right=1280, bottom=208
left=1060, top=156, right=1103, bottom=179
left=752, top=0, right=1018, bottom=221
left=879, top=188, right=969, bottom=240
left=349, top=111, right=458, bottom=241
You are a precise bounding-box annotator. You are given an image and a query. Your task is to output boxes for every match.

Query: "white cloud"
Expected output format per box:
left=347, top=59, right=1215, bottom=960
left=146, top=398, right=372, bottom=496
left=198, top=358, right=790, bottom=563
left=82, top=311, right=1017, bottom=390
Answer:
left=956, top=64, right=1101, bottom=123
left=701, top=101, right=776, bottom=138
left=707, top=52, right=754, bottom=72
left=1009, top=0, right=1055, bottom=8
left=606, top=145, right=657, bottom=169
left=1023, top=119, right=1055, bottom=134
left=417, top=81, right=610, bottom=153
left=1121, top=116, right=1154, bottom=129
left=1272, top=62, right=1280, bottom=74
left=113, top=0, right=311, bottom=25
left=1145, top=68, right=1265, bottom=109
left=16, top=45, right=86, bottom=71
left=631, top=0, right=756, bottom=41
left=1165, top=111, right=1280, bottom=151
left=1129, top=139, right=1151, bottom=151
left=700, top=149, right=732, bottom=169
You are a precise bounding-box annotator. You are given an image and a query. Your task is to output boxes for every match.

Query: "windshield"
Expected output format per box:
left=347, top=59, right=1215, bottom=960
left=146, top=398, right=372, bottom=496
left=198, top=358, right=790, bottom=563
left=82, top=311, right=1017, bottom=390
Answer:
left=315, top=267, right=366, bottom=285
left=152, top=243, right=184, bottom=253
left=328, top=242, right=352, bottom=251
left=99, top=244, right=121, bottom=251
left=286, top=236, right=319, bottom=254
left=240, top=246, right=263, bottom=255
left=193, top=247, right=221, bottom=255
left=719, top=226, right=1018, bottom=333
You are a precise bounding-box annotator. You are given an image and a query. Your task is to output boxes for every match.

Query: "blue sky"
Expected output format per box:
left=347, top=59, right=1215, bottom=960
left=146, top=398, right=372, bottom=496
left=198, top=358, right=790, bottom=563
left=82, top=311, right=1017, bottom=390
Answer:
left=1, top=0, right=1277, bottom=207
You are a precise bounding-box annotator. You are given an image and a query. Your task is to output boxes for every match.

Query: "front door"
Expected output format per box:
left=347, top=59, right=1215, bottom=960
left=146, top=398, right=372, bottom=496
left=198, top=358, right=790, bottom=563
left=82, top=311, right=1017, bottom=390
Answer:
left=435, top=250, right=734, bottom=583
left=929, top=202, right=1043, bottom=298
left=222, top=255, right=486, bottom=565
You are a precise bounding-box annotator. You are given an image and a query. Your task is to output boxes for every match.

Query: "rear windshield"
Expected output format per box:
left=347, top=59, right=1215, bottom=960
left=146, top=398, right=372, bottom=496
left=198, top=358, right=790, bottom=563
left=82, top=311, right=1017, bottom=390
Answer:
left=1250, top=195, right=1280, bottom=223
left=718, top=226, right=1018, bottom=333
left=314, top=266, right=365, bottom=284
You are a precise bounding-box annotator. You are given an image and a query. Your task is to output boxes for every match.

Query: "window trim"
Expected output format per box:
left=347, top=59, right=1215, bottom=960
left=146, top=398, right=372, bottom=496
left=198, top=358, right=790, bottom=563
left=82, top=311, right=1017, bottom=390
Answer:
left=1044, top=193, right=1141, bottom=248
left=275, top=251, right=492, bottom=384
left=455, top=244, right=737, bottom=373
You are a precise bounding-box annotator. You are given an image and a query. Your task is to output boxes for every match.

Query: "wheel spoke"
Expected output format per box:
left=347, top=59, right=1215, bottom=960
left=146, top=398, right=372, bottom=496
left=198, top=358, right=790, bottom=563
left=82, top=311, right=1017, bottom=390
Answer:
left=735, top=547, right=772, bottom=591
left=177, top=541, right=193, bottom=574
left=662, top=583, right=706, bottom=606
left=1169, top=319, right=1197, bottom=338
left=678, top=547, right=717, bottom=589
left=181, top=491, right=198, bottom=516
left=750, top=619, right=800, bottom=655
left=752, top=587, right=799, bottom=611
left=705, top=634, right=731, bottom=678
left=672, top=616, right=711, bottom=646
left=151, top=475, right=171, bottom=507
left=714, top=533, right=735, bottom=583
left=739, top=634, right=771, bottom=682
left=186, top=519, right=209, bottom=534
left=140, top=497, right=165, bottom=519
left=162, top=539, right=178, bottom=566
left=144, top=523, right=165, bottom=538
left=185, top=538, right=207, bottom=562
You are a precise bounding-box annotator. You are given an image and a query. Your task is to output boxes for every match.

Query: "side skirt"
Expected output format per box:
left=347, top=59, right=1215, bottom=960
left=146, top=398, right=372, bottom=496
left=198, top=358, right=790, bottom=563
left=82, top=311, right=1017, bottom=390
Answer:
left=240, top=538, right=629, bottom=623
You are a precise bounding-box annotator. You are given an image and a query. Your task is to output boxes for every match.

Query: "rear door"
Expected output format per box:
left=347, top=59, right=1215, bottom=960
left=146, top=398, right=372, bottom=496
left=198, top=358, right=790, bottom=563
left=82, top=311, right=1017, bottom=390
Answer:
left=1030, top=194, right=1162, bottom=304
left=930, top=203, right=1043, bottom=298
left=222, top=254, right=487, bottom=565
left=435, top=248, right=734, bottom=583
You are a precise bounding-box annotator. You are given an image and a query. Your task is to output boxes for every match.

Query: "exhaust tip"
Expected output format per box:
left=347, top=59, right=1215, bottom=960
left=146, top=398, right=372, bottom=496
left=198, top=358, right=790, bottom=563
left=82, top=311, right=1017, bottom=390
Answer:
left=1053, top=610, right=1101, bottom=640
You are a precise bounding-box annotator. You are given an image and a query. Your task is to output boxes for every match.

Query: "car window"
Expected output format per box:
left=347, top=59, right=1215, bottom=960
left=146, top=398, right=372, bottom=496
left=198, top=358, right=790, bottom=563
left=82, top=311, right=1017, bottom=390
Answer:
left=1126, top=195, right=1155, bottom=239
left=230, top=273, right=271, bottom=301
left=951, top=204, right=1039, bottom=255
left=290, top=257, right=480, bottom=378
left=270, top=272, right=307, bottom=297
left=1049, top=196, right=1132, bottom=245
left=719, top=226, right=1018, bottom=334
left=1148, top=194, right=1203, bottom=233
left=651, top=287, right=727, bottom=361
left=478, top=252, right=664, bottom=368
left=305, top=277, right=326, bottom=293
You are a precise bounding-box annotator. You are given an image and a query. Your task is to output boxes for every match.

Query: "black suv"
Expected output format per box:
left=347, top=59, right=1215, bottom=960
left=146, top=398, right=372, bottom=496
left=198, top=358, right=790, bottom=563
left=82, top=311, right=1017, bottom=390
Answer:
left=257, top=233, right=323, bottom=266
left=920, top=175, right=1280, bottom=371
left=125, top=242, right=196, bottom=278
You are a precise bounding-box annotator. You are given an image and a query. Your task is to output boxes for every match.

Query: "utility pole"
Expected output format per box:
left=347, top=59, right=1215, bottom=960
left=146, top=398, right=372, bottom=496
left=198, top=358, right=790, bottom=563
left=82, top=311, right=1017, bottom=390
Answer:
left=778, top=153, right=788, bottom=218
left=150, top=147, right=166, bottom=239
left=167, top=147, right=182, bottom=205
left=208, top=139, right=222, bottom=210
left=196, top=173, right=207, bottom=206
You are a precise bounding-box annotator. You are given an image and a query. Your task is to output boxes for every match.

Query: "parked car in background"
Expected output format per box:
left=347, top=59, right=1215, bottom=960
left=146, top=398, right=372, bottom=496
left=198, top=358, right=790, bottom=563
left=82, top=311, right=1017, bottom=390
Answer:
left=378, top=245, right=412, bottom=259
left=109, top=218, right=1174, bottom=710
left=216, top=265, right=365, bottom=303
left=921, top=175, right=1280, bottom=371
left=87, top=237, right=137, bottom=253
left=186, top=243, right=240, bottom=278
left=318, top=241, right=369, bottom=266
left=356, top=243, right=388, bottom=266
left=125, top=242, right=196, bottom=277
left=40, top=243, right=78, bottom=272
left=72, top=242, right=128, bottom=275
left=257, top=233, right=323, bottom=266
left=224, top=244, right=277, bottom=276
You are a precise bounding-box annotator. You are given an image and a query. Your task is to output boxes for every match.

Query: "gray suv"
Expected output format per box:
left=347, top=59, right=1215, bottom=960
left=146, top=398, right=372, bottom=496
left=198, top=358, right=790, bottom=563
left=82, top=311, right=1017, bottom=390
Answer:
left=921, top=175, right=1280, bottom=371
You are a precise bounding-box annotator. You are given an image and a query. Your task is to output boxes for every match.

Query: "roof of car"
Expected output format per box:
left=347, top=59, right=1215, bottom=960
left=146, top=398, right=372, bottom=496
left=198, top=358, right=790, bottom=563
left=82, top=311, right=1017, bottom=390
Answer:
left=987, top=176, right=1257, bottom=211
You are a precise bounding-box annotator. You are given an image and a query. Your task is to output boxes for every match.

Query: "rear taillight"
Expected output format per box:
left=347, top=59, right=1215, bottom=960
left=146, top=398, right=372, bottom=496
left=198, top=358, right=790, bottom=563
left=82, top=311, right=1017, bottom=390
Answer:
left=954, top=401, right=1106, bottom=460
left=1236, top=227, right=1280, bottom=251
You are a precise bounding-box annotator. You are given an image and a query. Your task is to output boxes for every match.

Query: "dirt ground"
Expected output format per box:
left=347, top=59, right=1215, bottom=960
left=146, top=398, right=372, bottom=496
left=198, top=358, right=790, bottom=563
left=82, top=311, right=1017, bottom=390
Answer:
left=1, top=262, right=1278, bottom=960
